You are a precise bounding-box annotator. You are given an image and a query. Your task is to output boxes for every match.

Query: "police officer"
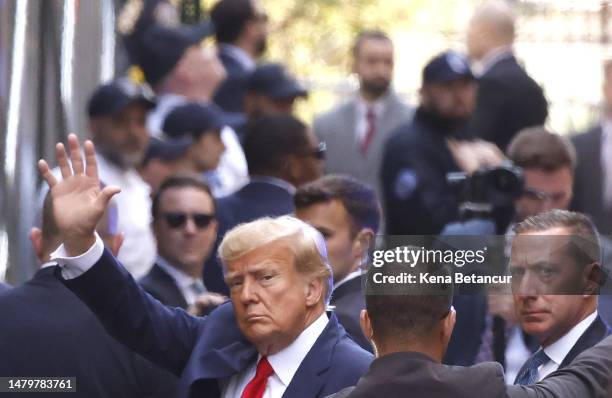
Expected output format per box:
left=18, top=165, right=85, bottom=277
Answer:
left=381, top=51, right=477, bottom=236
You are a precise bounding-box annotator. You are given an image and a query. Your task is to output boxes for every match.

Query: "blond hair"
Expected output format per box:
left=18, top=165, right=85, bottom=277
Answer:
left=218, top=216, right=333, bottom=303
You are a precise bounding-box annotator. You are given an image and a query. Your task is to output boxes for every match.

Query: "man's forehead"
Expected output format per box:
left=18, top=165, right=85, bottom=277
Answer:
left=227, top=239, right=295, bottom=271
left=510, top=231, right=572, bottom=264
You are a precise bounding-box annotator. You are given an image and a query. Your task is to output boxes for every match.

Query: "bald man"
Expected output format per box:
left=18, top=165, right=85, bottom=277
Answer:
left=465, top=1, right=548, bottom=151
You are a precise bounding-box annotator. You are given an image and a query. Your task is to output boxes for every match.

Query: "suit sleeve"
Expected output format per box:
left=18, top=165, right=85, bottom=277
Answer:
left=58, top=248, right=205, bottom=376
left=506, top=335, right=612, bottom=398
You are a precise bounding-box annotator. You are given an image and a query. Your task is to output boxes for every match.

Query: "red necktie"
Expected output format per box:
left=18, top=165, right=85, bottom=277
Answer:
left=360, top=107, right=376, bottom=155
left=240, top=357, right=274, bottom=398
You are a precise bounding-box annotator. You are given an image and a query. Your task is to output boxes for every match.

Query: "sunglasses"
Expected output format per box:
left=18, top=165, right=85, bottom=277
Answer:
left=299, top=142, right=326, bottom=160
left=162, top=212, right=215, bottom=229
left=522, top=188, right=569, bottom=203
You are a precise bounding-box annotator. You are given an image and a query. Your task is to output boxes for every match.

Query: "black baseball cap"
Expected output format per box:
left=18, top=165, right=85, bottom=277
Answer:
left=87, top=78, right=156, bottom=118
left=134, top=21, right=215, bottom=86
left=248, top=63, right=308, bottom=100
left=163, top=102, right=232, bottom=139
left=422, top=51, right=474, bottom=84
left=143, top=136, right=192, bottom=164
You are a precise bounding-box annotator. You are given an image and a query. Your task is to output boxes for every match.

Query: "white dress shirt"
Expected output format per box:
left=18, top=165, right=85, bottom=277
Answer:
left=155, top=256, right=207, bottom=306
left=536, top=311, right=598, bottom=381
left=354, top=96, right=385, bottom=146
left=472, top=46, right=514, bottom=77
left=220, top=312, right=329, bottom=398
left=96, top=154, right=156, bottom=279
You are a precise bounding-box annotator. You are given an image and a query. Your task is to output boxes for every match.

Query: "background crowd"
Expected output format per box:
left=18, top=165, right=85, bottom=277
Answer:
left=1, top=0, right=612, bottom=397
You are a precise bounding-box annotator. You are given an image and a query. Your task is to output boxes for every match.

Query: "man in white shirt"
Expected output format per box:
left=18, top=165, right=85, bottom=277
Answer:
left=294, top=175, right=381, bottom=351
left=36, top=134, right=372, bottom=398
left=509, top=209, right=611, bottom=384
left=313, top=30, right=412, bottom=204
left=86, top=79, right=157, bottom=278
left=139, top=174, right=225, bottom=313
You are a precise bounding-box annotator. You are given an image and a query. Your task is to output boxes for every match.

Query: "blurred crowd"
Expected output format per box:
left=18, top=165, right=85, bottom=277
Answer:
left=1, top=0, right=612, bottom=397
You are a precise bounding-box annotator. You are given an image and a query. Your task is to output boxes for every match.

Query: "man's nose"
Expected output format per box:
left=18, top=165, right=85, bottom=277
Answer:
left=240, top=278, right=258, bottom=304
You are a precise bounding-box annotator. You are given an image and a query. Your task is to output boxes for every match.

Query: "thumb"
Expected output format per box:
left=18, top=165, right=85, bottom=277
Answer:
left=96, top=185, right=121, bottom=209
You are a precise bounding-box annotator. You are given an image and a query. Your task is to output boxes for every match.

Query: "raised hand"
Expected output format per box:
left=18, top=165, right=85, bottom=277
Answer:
left=37, top=134, right=121, bottom=256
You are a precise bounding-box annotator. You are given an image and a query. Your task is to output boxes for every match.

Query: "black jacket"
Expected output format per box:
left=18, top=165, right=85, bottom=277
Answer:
left=0, top=267, right=177, bottom=398
left=468, top=54, right=548, bottom=151
left=140, top=264, right=188, bottom=309
left=330, top=275, right=371, bottom=352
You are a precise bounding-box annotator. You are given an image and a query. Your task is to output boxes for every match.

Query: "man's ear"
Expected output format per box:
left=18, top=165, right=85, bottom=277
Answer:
left=441, top=307, right=456, bottom=349
left=30, top=227, right=44, bottom=262
left=583, top=262, right=604, bottom=296
left=353, top=228, right=374, bottom=261
left=304, top=276, right=324, bottom=307
left=360, top=309, right=374, bottom=341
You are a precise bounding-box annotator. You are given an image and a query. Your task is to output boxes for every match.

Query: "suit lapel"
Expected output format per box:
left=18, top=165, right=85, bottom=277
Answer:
left=559, top=315, right=611, bottom=368
left=281, top=313, right=341, bottom=398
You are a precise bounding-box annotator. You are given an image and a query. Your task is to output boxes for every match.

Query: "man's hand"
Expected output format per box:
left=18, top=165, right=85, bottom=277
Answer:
left=187, top=292, right=227, bottom=316
left=38, top=134, right=121, bottom=256
left=446, top=139, right=506, bottom=174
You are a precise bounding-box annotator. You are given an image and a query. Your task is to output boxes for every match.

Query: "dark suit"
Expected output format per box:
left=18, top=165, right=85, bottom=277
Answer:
left=140, top=264, right=188, bottom=309
left=0, top=282, right=10, bottom=292
left=515, top=314, right=611, bottom=381
left=330, top=335, right=612, bottom=398
left=61, top=249, right=373, bottom=398
left=203, top=179, right=295, bottom=294
left=571, top=126, right=612, bottom=234
left=468, top=53, right=548, bottom=151
left=0, top=266, right=177, bottom=398
left=213, top=46, right=252, bottom=113
left=331, top=275, right=370, bottom=352
left=330, top=351, right=506, bottom=398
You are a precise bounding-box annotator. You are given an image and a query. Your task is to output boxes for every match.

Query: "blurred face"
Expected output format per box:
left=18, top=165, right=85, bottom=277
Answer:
left=153, top=187, right=217, bottom=275
left=179, top=45, right=226, bottom=98
left=189, top=130, right=226, bottom=172
left=296, top=200, right=359, bottom=282
left=422, top=78, right=476, bottom=121
left=466, top=19, right=490, bottom=62
left=246, top=94, right=298, bottom=117
left=139, top=158, right=180, bottom=194
left=225, top=240, right=321, bottom=353
left=510, top=228, right=597, bottom=347
left=247, top=0, right=269, bottom=57
left=515, top=167, right=573, bottom=222
left=289, top=129, right=324, bottom=187
left=90, top=102, right=150, bottom=168
left=353, top=38, right=394, bottom=99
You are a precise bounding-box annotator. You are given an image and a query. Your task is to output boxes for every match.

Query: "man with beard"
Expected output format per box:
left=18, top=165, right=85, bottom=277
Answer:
left=382, top=51, right=494, bottom=236
left=86, top=79, right=157, bottom=277
left=313, top=30, right=412, bottom=203
left=211, top=0, right=269, bottom=113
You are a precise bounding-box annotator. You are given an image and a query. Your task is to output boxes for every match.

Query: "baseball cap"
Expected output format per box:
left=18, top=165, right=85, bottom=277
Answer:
left=162, top=102, right=231, bottom=139
left=248, top=63, right=308, bottom=100
left=87, top=78, right=156, bottom=118
left=134, top=21, right=215, bottom=86
left=422, top=51, right=474, bottom=84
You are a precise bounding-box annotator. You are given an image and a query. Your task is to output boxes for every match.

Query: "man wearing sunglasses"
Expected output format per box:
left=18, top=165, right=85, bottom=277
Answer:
left=140, top=174, right=225, bottom=313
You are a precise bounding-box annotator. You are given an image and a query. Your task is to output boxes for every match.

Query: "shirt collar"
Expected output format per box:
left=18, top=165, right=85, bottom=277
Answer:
left=356, top=94, right=387, bottom=116
left=543, top=310, right=598, bottom=365
left=474, top=46, right=514, bottom=77
left=220, top=44, right=256, bottom=72
left=248, top=175, right=296, bottom=195
left=266, top=312, right=329, bottom=386
left=155, top=256, right=205, bottom=292
left=41, top=261, right=58, bottom=269
left=333, top=269, right=361, bottom=291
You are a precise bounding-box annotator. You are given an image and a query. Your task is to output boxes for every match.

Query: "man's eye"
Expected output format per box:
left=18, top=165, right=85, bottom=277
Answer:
left=539, top=268, right=554, bottom=278
left=229, top=280, right=243, bottom=288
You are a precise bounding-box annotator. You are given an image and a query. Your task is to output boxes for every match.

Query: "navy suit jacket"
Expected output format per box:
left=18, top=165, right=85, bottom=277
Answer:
left=203, top=180, right=295, bottom=294
left=61, top=249, right=373, bottom=398
left=0, top=267, right=177, bottom=398
left=213, top=48, right=252, bottom=113
left=140, top=264, right=188, bottom=309
left=0, top=282, right=10, bottom=292
left=330, top=275, right=371, bottom=352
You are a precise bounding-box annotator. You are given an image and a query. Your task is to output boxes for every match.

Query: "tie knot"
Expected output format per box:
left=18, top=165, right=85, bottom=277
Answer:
left=531, top=349, right=550, bottom=368
left=366, top=107, right=376, bottom=119
left=255, top=357, right=274, bottom=379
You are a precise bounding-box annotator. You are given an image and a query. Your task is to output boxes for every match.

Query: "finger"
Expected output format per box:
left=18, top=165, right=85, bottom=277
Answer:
left=83, top=140, right=99, bottom=180
left=68, top=133, right=84, bottom=175
left=37, top=160, right=57, bottom=188
left=56, top=143, right=71, bottom=178
left=96, top=186, right=121, bottom=210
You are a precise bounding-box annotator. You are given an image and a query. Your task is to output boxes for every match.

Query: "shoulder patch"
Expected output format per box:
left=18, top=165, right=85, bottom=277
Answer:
left=394, top=169, right=418, bottom=199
